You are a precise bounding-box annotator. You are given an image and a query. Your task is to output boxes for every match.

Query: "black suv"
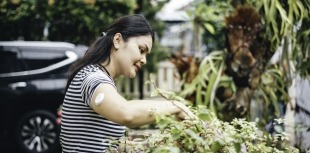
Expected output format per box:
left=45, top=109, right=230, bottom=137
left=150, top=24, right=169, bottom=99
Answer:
left=0, top=41, right=79, bottom=153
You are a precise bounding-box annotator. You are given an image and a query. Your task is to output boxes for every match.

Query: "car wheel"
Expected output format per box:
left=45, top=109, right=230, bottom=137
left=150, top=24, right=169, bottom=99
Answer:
left=15, top=110, right=60, bottom=153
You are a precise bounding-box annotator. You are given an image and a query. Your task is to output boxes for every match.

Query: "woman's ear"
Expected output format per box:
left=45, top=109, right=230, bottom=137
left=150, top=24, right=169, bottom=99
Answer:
left=113, top=33, right=122, bottom=50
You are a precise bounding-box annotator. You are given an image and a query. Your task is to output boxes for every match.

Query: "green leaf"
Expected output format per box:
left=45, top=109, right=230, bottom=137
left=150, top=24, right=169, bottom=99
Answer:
left=198, top=113, right=211, bottom=121
left=274, top=125, right=283, bottom=133
left=211, top=141, right=222, bottom=152
left=169, top=147, right=180, bottom=153
left=234, top=143, right=241, bottom=153
left=144, top=80, right=151, bottom=85
left=180, top=83, right=196, bottom=97
left=196, top=85, right=203, bottom=105
left=275, top=0, right=291, bottom=24
left=171, top=129, right=181, bottom=139
left=185, top=129, right=205, bottom=144
left=151, top=90, right=158, bottom=97
left=261, top=73, right=274, bottom=84
left=203, top=23, right=215, bottom=34
left=230, top=81, right=237, bottom=92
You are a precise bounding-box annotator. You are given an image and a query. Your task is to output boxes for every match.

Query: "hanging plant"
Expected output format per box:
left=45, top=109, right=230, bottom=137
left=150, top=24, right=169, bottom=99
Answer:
left=170, top=0, right=309, bottom=123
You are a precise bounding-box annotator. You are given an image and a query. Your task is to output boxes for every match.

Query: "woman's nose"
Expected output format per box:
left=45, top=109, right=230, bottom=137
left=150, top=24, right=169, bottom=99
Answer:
left=140, top=55, right=147, bottom=65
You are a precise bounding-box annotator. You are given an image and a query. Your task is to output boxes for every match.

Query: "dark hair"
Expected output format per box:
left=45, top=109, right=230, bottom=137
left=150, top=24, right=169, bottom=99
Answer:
left=66, top=14, right=155, bottom=89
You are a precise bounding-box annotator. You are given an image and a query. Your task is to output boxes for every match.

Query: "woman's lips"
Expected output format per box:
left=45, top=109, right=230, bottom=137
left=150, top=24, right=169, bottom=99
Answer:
left=134, top=64, right=141, bottom=72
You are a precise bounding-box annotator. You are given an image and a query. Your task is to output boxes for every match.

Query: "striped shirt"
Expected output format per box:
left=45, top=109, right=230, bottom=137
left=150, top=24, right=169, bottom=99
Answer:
left=60, top=64, right=126, bottom=153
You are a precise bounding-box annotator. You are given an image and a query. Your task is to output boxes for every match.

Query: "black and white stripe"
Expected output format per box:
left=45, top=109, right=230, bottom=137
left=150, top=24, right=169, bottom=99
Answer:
left=60, top=65, right=125, bottom=153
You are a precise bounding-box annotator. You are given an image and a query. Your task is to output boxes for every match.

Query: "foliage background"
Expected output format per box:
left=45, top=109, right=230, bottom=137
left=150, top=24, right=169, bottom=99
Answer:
left=2, top=0, right=310, bottom=152
left=0, top=0, right=170, bottom=73
left=164, top=0, right=309, bottom=151
left=0, top=0, right=167, bottom=44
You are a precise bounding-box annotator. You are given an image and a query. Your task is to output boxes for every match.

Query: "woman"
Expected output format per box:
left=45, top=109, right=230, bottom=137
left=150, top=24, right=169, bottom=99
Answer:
left=60, top=14, right=196, bottom=152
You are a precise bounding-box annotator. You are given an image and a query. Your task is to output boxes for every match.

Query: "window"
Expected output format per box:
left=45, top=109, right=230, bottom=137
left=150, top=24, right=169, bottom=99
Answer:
left=0, top=50, right=25, bottom=74
left=19, top=48, right=67, bottom=71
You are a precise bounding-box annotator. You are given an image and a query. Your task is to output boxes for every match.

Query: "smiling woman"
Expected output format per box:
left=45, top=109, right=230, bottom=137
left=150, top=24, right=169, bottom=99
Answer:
left=60, top=14, right=197, bottom=153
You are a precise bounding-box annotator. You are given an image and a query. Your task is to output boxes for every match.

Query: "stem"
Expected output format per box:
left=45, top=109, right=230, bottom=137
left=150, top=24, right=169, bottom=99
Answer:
left=151, top=80, right=191, bottom=117
left=150, top=80, right=201, bottom=132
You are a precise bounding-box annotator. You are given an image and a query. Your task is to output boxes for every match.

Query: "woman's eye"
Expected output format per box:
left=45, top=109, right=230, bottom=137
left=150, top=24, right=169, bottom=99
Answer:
left=139, top=48, right=144, bottom=53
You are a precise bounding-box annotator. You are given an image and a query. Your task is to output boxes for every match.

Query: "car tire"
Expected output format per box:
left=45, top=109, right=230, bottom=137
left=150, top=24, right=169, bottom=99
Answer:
left=14, top=110, right=61, bottom=153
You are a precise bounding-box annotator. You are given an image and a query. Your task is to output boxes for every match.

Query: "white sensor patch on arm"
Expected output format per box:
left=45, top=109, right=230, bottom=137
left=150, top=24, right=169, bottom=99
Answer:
left=95, top=93, right=105, bottom=106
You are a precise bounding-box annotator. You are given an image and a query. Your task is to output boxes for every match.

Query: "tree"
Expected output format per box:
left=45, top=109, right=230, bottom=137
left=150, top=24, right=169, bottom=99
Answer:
left=0, top=0, right=136, bottom=44
left=0, top=0, right=170, bottom=84
left=0, top=0, right=169, bottom=64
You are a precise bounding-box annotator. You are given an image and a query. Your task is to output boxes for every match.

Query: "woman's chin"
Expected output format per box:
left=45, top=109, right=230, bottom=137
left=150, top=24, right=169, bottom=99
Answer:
left=126, top=71, right=137, bottom=78
left=129, top=75, right=136, bottom=78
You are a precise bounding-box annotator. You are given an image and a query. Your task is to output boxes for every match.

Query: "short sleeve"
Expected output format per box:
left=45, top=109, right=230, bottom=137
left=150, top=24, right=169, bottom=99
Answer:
left=80, top=72, right=115, bottom=108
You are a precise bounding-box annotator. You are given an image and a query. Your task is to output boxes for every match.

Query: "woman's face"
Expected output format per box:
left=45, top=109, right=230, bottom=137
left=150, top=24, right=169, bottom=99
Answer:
left=114, top=35, right=153, bottom=78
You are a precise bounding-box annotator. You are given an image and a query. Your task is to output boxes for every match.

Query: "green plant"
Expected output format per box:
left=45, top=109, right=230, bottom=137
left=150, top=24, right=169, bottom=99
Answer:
left=171, top=0, right=309, bottom=123
left=126, top=75, right=299, bottom=153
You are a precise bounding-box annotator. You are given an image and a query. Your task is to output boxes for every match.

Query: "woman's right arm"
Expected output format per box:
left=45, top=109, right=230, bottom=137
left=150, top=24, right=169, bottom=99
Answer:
left=91, top=83, right=195, bottom=128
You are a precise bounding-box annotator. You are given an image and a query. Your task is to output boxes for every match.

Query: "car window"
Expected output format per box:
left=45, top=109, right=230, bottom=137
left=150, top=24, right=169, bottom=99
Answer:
left=19, top=48, right=67, bottom=71
left=23, top=56, right=67, bottom=71
left=19, top=48, right=66, bottom=59
left=0, top=50, right=25, bottom=74
left=0, top=43, right=78, bottom=79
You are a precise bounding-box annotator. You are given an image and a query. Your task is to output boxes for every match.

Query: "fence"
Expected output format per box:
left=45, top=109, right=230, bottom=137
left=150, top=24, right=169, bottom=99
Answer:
left=115, top=60, right=182, bottom=99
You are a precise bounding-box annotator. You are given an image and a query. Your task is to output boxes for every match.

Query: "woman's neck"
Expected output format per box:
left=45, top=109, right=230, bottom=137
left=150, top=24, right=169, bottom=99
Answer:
left=100, top=61, right=118, bottom=79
